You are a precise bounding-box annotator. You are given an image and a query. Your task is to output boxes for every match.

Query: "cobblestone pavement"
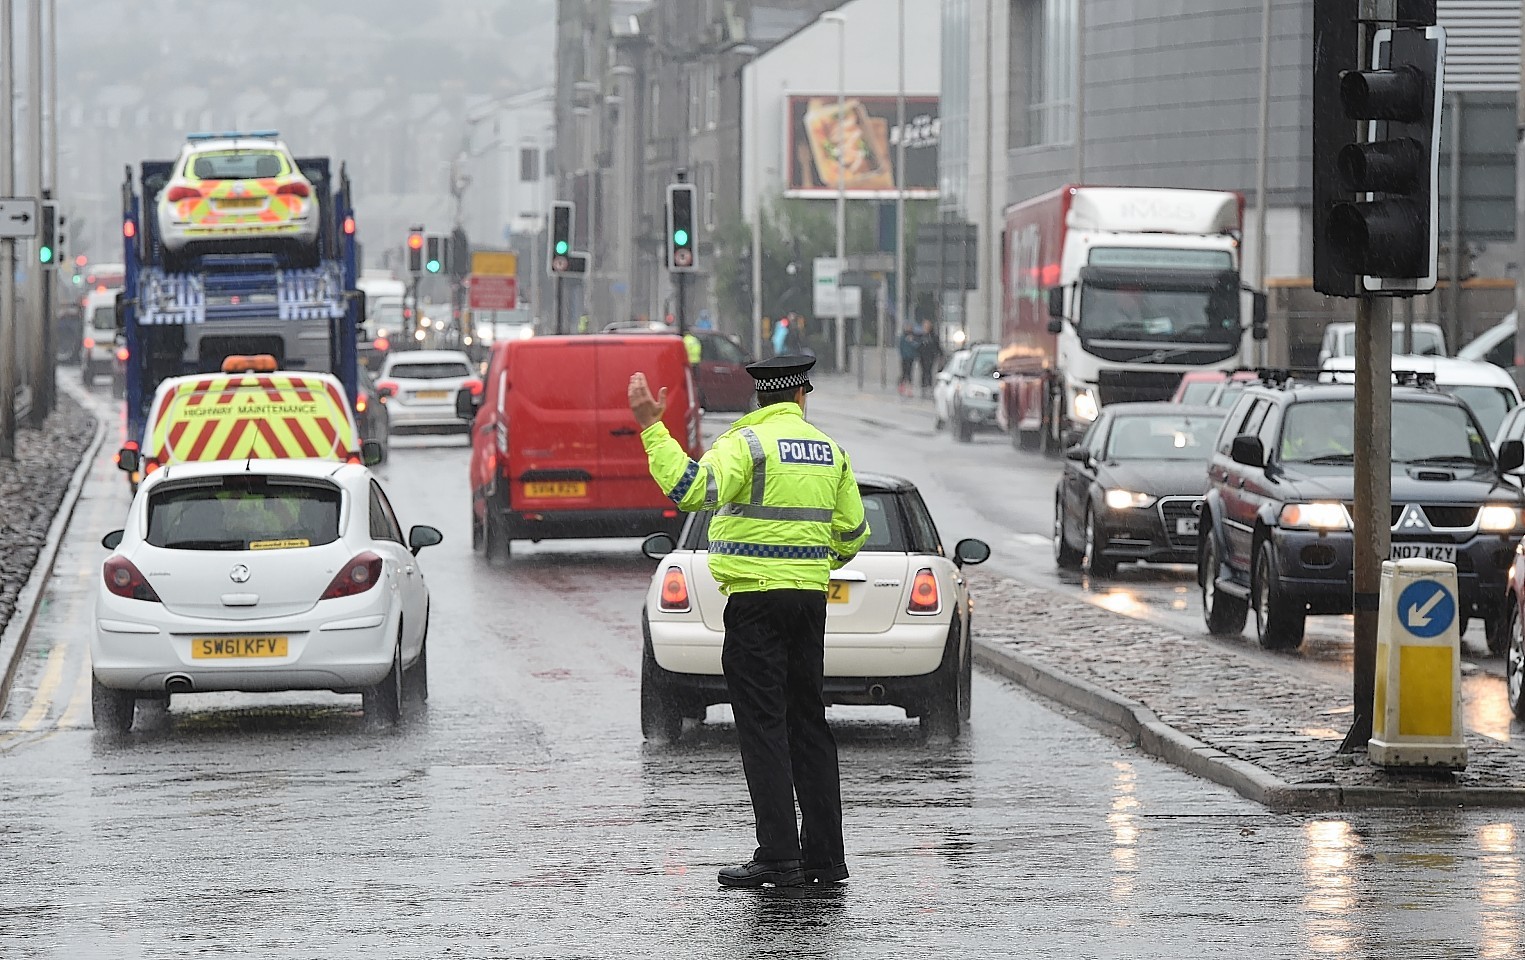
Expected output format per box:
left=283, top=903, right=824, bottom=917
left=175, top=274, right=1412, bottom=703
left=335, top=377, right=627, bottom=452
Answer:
left=0, top=385, right=96, bottom=639
left=970, top=573, right=1525, bottom=795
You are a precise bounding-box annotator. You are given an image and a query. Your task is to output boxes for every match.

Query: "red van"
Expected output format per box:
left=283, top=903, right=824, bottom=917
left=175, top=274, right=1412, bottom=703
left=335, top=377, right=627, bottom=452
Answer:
left=459, top=334, right=701, bottom=556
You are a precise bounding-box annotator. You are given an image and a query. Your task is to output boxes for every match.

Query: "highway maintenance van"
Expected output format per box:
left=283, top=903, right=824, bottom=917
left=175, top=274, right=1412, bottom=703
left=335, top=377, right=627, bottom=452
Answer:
left=457, top=334, right=701, bottom=554
left=117, top=355, right=370, bottom=484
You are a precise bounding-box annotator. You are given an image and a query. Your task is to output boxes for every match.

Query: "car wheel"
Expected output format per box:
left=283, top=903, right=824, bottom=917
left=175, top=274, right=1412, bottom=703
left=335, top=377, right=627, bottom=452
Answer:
left=1506, top=602, right=1525, bottom=720
left=640, top=634, right=683, bottom=743
left=958, top=616, right=972, bottom=723
left=110, top=374, right=125, bottom=399
left=363, top=630, right=404, bottom=726
left=1252, top=539, right=1305, bottom=650
left=920, top=620, right=965, bottom=739
left=81, top=360, right=93, bottom=386
left=1054, top=494, right=1082, bottom=570
left=91, top=677, right=135, bottom=734
left=1486, top=610, right=1508, bottom=657
left=1081, top=506, right=1116, bottom=578
left=1200, top=529, right=1248, bottom=636
left=404, top=624, right=429, bottom=705
left=470, top=505, right=484, bottom=552
left=953, top=404, right=973, bottom=443
left=482, top=497, right=511, bottom=561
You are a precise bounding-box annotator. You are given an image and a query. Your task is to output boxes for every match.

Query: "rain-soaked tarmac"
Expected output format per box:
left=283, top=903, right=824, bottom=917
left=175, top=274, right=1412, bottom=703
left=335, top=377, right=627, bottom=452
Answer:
left=0, top=382, right=1521, bottom=957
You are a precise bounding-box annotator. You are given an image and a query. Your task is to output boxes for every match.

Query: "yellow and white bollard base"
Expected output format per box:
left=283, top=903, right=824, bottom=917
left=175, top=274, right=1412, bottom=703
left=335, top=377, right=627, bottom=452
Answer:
left=1369, top=559, right=1468, bottom=770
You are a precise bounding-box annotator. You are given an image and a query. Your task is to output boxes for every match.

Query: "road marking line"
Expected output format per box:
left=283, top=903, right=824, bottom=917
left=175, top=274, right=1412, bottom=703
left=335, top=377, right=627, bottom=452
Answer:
left=58, top=657, right=92, bottom=730
left=16, top=642, right=69, bottom=731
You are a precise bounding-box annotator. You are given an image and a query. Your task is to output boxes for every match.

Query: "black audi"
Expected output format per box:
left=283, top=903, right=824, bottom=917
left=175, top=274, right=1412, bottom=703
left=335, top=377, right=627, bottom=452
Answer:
left=1055, top=402, right=1227, bottom=577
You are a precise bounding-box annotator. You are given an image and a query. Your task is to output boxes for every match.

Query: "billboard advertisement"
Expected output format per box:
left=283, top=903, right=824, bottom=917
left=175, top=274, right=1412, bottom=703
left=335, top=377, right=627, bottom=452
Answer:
left=785, top=94, right=939, bottom=199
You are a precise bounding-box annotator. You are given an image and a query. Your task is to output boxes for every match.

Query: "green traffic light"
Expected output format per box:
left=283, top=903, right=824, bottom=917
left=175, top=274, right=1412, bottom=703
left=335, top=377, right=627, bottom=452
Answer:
left=673, top=229, right=689, bottom=247
left=555, top=240, right=569, bottom=255
left=38, top=246, right=52, bottom=264
left=71, top=274, right=82, bottom=285
left=426, top=259, right=441, bottom=273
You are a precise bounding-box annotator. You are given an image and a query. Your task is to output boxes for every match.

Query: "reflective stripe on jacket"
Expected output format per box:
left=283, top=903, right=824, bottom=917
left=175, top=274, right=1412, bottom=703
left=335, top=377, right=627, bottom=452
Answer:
left=641, top=401, right=869, bottom=595
left=683, top=333, right=702, bottom=364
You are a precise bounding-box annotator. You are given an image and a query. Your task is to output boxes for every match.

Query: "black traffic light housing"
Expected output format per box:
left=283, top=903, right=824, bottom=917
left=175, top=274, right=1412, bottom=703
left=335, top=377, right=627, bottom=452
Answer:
left=1313, top=3, right=1444, bottom=296
left=549, top=201, right=574, bottom=274
left=407, top=226, right=424, bottom=274
left=38, top=203, right=56, bottom=267
left=666, top=184, right=697, bottom=273
left=425, top=235, right=444, bottom=274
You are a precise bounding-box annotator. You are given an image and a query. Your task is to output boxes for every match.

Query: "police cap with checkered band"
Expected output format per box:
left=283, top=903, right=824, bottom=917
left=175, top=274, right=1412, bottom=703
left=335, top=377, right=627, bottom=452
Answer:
left=745, top=354, right=815, bottom=394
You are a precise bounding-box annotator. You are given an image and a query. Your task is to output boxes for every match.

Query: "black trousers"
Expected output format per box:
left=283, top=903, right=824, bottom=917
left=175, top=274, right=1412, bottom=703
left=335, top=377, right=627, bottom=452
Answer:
left=721, top=589, right=843, bottom=865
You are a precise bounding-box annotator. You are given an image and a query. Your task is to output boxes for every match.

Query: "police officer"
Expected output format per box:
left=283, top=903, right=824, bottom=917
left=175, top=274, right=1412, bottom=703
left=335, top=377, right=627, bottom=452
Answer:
left=628, top=355, right=869, bottom=888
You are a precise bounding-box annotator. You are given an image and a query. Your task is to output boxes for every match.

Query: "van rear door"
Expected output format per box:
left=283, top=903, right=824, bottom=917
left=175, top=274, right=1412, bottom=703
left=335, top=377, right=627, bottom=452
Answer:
left=507, top=338, right=602, bottom=511
left=595, top=336, right=696, bottom=509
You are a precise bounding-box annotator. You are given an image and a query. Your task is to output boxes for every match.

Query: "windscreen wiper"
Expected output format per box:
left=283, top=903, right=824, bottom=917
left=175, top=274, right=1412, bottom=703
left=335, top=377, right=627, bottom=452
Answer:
left=1405, top=455, right=1487, bottom=466
left=1301, top=453, right=1354, bottom=464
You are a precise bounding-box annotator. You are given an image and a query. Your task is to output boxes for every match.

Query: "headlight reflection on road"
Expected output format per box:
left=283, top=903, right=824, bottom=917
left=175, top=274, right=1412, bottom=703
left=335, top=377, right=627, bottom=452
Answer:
left=1478, top=822, right=1519, bottom=960
left=1302, top=820, right=1356, bottom=956
left=1109, top=760, right=1139, bottom=907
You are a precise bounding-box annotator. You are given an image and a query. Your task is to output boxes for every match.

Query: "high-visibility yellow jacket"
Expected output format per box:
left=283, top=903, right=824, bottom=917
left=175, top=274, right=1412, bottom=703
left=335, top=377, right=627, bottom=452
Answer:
left=641, top=401, right=869, bottom=595
left=683, top=333, right=702, bottom=364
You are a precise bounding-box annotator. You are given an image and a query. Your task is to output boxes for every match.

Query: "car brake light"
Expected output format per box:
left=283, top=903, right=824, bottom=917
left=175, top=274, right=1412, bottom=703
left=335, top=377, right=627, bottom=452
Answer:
left=377, top=380, right=399, bottom=398
left=319, top=552, right=383, bottom=600
left=908, top=567, right=940, bottom=614
left=374, top=337, right=390, bottom=352
left=355, top=396, right=368, bottom=413
left=343, top=216, right=356, bottom=234
left=122, top=220, right=136, bottom=238
left=660, top=566, right=691, bottom=612
left=468, top=379, right=483, bottom=396
left=116, top=347, right=129, bottom=362
left=276, top=182, right=311, bottom=197
left=82, top=336, right=94, bottom=349
left=165, top=185, right=201, bottom=202
left=103, top=556, right=161, bottom=602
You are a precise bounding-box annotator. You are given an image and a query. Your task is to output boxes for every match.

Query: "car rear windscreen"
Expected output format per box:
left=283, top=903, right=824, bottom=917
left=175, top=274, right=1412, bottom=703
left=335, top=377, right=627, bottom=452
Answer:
left=1106, top=414, right=1224, bottom=460
left=387, top=362, right=473, bottom=380
left=146, top=477, right=341, bottom=550
left=90, top=307, right=115, bottom=332
left=682, top=491, right=908, bottom=552
left=188, top=151, right=285, bottom=180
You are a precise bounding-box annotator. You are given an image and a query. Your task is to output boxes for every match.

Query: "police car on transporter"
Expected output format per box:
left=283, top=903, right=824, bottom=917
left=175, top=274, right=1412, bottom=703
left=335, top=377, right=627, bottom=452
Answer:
left=1197, top=370, right=1525, bottom=653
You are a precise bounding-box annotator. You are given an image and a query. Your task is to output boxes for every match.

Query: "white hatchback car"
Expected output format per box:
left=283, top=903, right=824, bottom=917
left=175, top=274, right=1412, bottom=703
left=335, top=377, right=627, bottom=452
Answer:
left=638, top=473, right=990, bottom=741
left=91, top=458, right=441, bottom=733
left=377, top=350, right=480, bottom=432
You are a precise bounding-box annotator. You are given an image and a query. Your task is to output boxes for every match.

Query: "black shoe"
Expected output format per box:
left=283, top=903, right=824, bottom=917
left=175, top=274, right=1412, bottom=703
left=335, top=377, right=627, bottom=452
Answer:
left=804, top=862, right=849, bottom=884
left=717, top=859, right=806, bottom=888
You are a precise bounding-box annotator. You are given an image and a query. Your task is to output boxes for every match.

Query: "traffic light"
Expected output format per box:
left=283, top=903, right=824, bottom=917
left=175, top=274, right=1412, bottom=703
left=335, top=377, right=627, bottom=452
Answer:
left=407, top=226, right=424, bottom=273
left=548, top=201, right=573, bottom=273
left=1313, top=7, right=1445, bottom=296
left=38, top=203, right=56, bottom=266
left=425, top=235, right=443, bottom=274
left=666, top=184, right=697, bottom=273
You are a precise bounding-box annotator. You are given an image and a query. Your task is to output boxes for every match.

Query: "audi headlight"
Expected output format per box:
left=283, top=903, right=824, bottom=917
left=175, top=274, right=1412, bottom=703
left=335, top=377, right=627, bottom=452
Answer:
left=1279, top=502, right=1350, bottom=530
left=1479, top=505, right=1519, bottom=532
left=1104, top=489, right=1157, bottom=510
left=1072, top=387, right=1099, bottom=423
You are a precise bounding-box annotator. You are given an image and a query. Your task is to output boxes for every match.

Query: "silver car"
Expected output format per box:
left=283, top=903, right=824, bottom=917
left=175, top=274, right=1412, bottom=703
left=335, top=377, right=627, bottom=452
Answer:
left=377, top=350, right=479, bottom=433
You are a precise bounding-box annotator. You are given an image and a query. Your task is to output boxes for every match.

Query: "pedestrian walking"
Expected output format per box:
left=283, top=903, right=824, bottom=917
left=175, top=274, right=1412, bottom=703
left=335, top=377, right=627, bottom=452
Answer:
left=917, top=319, right=942, bottom=397
left=897, top=325, right=918, bottom=397
left=628, top=355, right=870, bottom=888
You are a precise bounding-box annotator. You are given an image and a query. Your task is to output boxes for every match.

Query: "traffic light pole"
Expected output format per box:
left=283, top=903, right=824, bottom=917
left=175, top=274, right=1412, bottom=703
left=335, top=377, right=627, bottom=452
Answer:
left=554, top=275, right=564, bottom=335
left=675, top=272, right=688, bottom=337
left=1343, top=293, right=1393, bottom=752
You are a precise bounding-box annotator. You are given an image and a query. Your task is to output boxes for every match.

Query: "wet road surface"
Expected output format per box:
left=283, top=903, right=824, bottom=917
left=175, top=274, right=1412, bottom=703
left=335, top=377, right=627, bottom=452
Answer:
left=0, top=383, right=1522, bottom=957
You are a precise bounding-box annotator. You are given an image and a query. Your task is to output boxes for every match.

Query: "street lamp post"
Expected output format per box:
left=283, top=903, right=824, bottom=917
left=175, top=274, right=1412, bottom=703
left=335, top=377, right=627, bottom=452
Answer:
left=819, top=11, right=848, bottom=375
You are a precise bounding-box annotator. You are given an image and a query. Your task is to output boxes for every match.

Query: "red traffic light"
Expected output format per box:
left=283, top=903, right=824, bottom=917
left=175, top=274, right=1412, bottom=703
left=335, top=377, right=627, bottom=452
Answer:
left=407, top=232, right=424, bottom=250
left=74, top=254, right=86, bottom=266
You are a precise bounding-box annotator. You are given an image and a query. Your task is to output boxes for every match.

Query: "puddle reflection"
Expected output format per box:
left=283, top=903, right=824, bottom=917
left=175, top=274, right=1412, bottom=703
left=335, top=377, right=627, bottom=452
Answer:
left=1108, top=760, right=1138, bottom=910
left=1302, top=820, right=1357, bottom=956
left=1478, top=822, right=1519, bottom=960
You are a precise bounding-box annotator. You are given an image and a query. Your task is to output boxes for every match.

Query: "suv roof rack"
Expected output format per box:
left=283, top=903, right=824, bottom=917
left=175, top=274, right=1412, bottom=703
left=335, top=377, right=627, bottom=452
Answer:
left=1253, top=367, right=1326, bottom=388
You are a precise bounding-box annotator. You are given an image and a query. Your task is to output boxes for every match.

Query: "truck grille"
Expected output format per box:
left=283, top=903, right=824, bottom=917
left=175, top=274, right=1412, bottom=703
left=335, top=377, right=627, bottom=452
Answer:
left=1158, top=496, right=1202, bottom=551
left=1096, top=369, right=1184, bottom=406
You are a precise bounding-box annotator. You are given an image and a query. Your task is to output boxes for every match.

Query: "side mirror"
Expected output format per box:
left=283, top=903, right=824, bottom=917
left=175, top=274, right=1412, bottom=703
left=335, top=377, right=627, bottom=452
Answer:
left=1250, top=291, right=1268, bottom=342
left=102, top=529, right=124, bottom=550
left=1046, top=317, right=1064, bottom=335
left=1498, top=439, right=1525, bottom=473
left=1064, top=444, right=1088, bottom=462
left=114, top=292, right=126, bottom=330
left=353, top=290, right=367, bottom=322
left=1047, top=286, right=1065, bottom=320
left=116, top=447, right=140, bottom=473
left=1230, top=434, right=1266, bottom=468
left=953, top=538, right=991, bottom=568
left=408, top=524, right=443, bottom=555
left=456, top=388, right=481, bottom=421
left=361, top=439, right=384, bottom=467
left=642, top=532, right=676, bottom=559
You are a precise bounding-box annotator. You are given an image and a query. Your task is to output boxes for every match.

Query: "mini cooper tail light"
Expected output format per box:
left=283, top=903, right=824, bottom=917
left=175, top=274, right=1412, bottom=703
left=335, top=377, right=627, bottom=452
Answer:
left=660, top=566, right=691, bottom=612
left=320, top=552, right=383, bottom=601
left=467, top=379, right=484, bottom=397
left=82, top=336, right=95, bottom=349
left=276, top=182, right=311, bottom=197
left=165, top=185, right=201, bottom=202
left=103, top=556, right=161, bottom=602
left=908, top=567, right=940, bottom=615
left=377, top=380, right=399, bottom=399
